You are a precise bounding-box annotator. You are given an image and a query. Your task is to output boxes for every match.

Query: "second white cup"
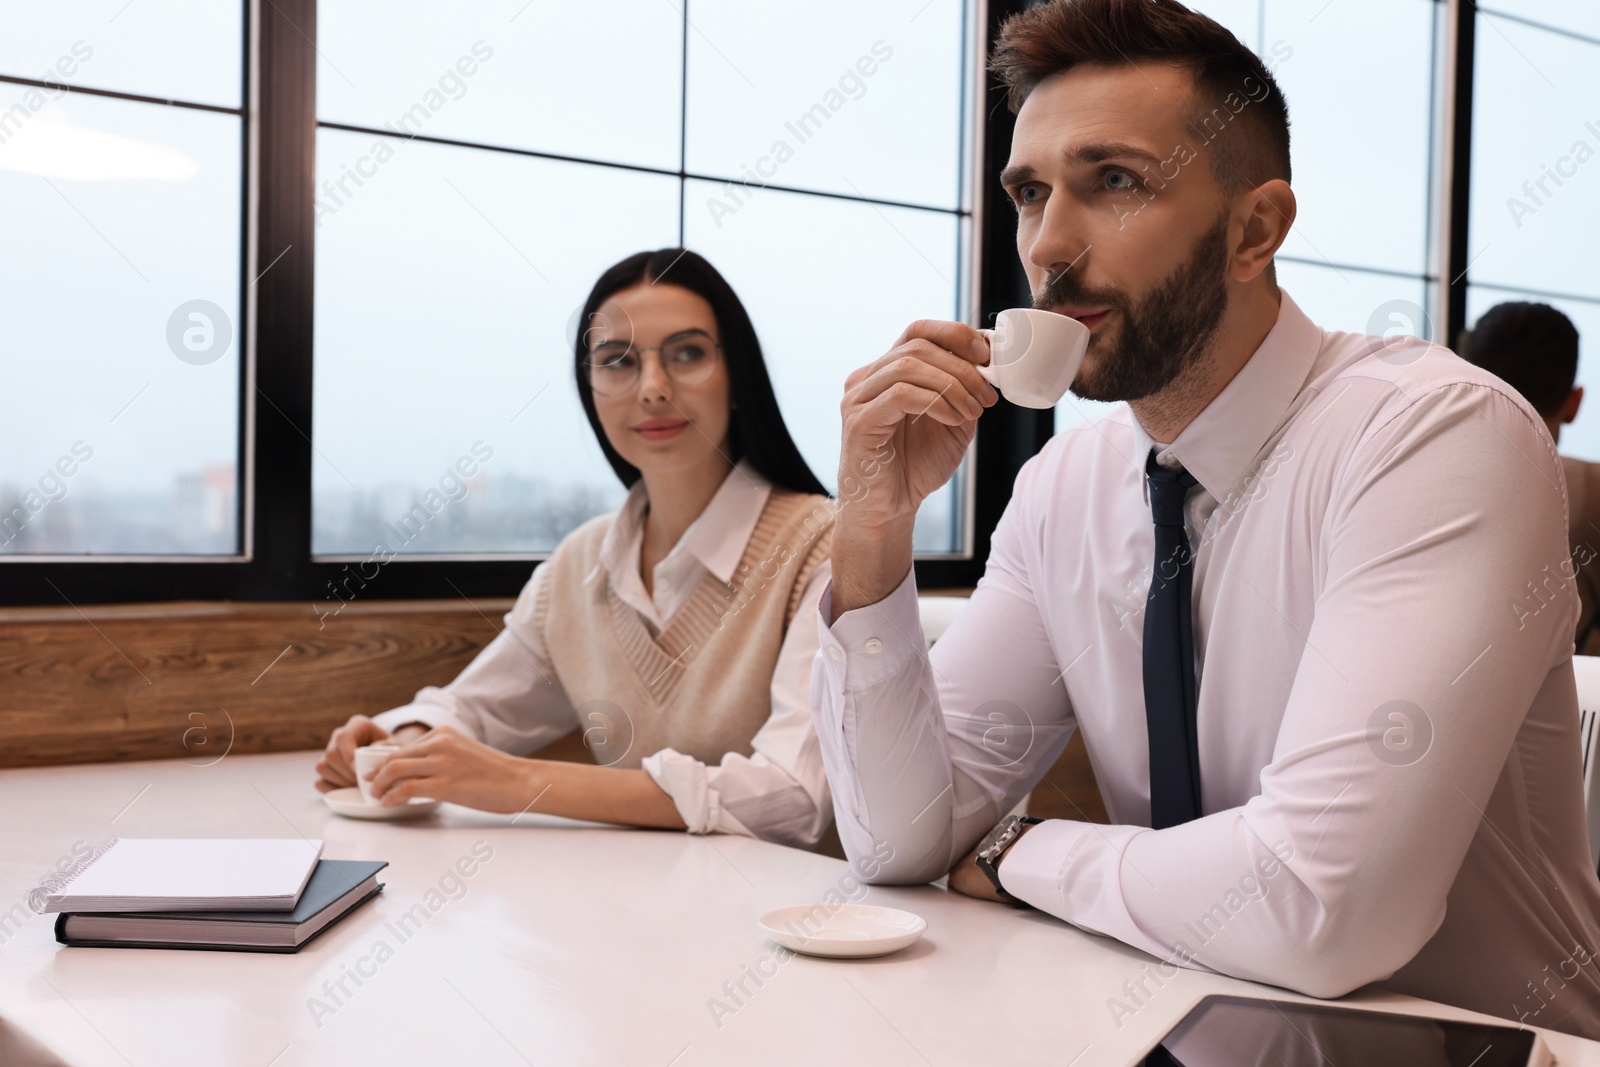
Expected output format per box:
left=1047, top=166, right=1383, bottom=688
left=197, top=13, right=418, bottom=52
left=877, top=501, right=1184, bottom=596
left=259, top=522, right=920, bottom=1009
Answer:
left=977, top=307, right=1092, bottom=409
left=354, top=742, right=401, bottom=805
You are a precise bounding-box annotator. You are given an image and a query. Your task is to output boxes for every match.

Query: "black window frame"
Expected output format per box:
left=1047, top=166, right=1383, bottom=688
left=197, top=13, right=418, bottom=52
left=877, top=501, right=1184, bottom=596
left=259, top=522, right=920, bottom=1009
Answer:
left=4, top=0, right=1043, bottom=606
left=2, top=0, right=1487, bottom=606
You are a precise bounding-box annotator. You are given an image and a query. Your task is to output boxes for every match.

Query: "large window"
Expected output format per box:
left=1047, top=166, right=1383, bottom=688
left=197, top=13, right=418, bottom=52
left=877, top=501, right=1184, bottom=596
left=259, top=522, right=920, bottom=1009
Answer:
left=310, top=0, right=976, bottom=560
left=0, top=4, right=246, bottom=556
left=1466, top=5, right=1600, bottom=459
left=6, top=1, right=1589, bottom=603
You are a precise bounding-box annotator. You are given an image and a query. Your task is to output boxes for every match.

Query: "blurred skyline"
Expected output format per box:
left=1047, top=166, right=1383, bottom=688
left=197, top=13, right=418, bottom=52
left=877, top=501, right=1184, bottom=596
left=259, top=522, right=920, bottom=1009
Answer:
left=0, top=460, right=961, bottom=558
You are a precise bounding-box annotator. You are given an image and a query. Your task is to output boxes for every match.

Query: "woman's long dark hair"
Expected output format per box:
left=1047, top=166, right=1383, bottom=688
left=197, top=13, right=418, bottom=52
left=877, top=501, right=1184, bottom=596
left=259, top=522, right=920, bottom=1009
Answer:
left=573, top=248, right=829, bottom=498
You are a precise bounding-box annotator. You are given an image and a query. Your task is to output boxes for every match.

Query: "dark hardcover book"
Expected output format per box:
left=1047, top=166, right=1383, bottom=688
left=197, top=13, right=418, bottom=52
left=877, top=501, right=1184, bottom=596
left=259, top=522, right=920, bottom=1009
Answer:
left=54, top=859, right=388, bottom=954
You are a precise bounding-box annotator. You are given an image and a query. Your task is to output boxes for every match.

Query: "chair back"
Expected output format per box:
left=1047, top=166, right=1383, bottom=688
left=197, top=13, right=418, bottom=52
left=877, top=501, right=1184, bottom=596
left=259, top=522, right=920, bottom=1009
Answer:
left=1571, top=655, right=1600, bottom=872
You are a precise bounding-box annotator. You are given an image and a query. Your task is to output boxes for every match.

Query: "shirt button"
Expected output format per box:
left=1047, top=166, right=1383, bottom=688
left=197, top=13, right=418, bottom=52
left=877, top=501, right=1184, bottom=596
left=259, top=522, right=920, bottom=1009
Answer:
left=825, top=645, right=845, bottom=663
left=864, top=638, right=884, bottom=655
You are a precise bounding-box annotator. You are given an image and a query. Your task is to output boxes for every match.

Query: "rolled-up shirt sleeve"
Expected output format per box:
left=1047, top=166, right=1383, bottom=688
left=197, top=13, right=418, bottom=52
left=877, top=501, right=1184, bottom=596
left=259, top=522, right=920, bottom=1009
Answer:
left=998, top=383, right=1575, bottom=998
left=642, top=563, right=835, bottom=849
left=371, top=566, right=578, bottom=755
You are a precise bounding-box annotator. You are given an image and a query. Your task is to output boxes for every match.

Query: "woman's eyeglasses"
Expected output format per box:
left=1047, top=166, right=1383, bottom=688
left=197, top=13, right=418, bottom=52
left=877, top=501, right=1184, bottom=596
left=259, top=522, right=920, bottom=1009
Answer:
left=584, top=330, right=721, bottom=397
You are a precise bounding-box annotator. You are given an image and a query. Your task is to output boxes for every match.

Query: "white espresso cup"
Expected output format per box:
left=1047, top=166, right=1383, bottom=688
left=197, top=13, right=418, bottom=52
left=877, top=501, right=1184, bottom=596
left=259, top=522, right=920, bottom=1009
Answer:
left=354, top=742, right=401, bottom=805
left=977, top=308, right=1092, bottom=409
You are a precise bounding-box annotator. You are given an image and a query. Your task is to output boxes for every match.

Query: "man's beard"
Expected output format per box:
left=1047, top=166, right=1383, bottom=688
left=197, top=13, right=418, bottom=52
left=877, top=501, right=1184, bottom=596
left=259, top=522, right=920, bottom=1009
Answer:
left=1033, top=211, right=1232, bottom=404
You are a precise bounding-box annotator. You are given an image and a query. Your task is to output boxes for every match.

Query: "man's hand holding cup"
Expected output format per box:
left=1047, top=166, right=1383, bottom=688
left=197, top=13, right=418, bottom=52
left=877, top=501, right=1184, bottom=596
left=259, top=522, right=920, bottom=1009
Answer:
left=832, top=310, right=1091, bottom=615
left=833, top=320, right=998, bottom=614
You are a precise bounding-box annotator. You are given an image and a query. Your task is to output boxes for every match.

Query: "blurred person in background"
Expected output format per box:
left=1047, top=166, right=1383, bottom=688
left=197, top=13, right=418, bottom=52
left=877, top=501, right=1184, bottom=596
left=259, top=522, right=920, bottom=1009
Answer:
left=1460, top=301, right=1600, bottom=654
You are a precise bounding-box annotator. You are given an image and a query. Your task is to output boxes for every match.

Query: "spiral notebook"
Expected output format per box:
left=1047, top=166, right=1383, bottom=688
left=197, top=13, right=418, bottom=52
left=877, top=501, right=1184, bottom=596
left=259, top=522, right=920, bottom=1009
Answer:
left=37, top=837, right=324, bottom=914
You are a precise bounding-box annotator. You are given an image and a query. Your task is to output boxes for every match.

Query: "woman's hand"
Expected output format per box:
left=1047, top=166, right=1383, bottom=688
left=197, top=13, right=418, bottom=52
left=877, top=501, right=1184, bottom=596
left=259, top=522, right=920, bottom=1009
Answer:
left=367, top=725, right=543, bottom=814
left=314, top=714, right=392, bottom=793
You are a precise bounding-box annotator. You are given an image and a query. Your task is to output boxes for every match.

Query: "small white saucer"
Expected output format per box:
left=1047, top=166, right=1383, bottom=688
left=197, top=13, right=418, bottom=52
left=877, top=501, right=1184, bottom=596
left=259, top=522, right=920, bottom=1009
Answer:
left=758, top=903, right=927, bottom=958
left=323, top=787, right=440, bottom=821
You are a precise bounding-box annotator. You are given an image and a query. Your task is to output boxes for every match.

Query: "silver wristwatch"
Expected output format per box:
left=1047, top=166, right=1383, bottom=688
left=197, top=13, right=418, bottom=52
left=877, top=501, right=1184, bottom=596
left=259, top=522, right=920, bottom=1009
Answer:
left=974, top=815, right=1043, bottom=906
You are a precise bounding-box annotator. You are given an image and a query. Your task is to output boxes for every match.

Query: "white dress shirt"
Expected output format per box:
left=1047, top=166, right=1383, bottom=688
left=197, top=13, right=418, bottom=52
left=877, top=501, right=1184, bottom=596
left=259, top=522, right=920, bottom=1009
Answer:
left=812, top=290, right=1600, bottom=1037
left=375, top=460, right=834, bottom=849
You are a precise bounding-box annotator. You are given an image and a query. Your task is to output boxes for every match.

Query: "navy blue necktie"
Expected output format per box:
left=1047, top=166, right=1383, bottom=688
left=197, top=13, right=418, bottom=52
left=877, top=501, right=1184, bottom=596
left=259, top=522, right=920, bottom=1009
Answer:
left=1143, top=450, right=1202, bottom=829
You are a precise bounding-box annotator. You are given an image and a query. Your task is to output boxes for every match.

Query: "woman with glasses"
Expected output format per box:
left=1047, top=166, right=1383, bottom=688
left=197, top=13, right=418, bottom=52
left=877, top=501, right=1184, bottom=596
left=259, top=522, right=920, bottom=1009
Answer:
left=314, top=249, right=841, bottom=851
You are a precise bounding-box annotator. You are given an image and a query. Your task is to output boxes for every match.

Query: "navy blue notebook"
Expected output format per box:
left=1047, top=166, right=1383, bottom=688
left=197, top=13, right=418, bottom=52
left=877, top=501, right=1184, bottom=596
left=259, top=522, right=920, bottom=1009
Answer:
left=54, top=859, right=387, bottom=953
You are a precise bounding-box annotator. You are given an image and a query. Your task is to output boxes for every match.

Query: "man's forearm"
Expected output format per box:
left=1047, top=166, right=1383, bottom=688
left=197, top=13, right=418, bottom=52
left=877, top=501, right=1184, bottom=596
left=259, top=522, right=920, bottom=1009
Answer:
left=829, top=516, right=917, bottom=616
left=813, top=652, right=962, bottom=884
left=813, top=569, right=966, bottom=884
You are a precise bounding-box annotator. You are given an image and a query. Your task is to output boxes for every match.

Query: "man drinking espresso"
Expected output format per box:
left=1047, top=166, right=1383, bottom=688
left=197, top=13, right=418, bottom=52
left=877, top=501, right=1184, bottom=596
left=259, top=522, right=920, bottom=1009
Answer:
left=810, top=0, right=1600, bottom=1040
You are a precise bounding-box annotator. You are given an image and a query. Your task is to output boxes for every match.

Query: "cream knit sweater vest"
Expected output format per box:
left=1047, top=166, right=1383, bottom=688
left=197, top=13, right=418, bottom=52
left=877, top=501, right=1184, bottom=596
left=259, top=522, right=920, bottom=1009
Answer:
left=535, top=488, right=835, bottom=770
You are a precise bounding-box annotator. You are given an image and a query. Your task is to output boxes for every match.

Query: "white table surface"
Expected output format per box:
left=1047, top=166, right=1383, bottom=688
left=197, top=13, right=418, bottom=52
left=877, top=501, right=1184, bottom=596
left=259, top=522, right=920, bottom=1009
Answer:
left=0, top=752, right=1594, bottom=1067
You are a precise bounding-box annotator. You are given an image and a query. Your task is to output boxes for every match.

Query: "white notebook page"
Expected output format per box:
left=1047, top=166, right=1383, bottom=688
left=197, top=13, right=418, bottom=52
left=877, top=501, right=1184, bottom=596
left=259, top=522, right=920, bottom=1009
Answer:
left=57, top=839, right=323, bottom=904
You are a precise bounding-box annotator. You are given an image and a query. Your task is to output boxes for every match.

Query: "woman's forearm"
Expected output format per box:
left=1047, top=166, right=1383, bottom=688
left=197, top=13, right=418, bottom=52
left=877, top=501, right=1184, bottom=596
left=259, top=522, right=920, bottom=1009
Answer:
left=516, top=759, right=686, bottom=830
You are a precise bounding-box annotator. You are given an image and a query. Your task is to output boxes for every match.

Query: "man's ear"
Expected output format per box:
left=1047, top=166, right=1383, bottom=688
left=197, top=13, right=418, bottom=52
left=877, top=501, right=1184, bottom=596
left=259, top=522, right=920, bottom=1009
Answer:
left=1561, top=385, right=1583, bottom=425
left=1231, top=179, right=1296, bottom=284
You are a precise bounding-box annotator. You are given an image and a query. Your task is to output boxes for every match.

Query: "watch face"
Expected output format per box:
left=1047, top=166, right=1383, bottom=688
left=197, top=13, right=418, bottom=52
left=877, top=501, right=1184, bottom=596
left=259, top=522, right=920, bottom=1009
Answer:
left=981, top=819, right=1016, bottom=861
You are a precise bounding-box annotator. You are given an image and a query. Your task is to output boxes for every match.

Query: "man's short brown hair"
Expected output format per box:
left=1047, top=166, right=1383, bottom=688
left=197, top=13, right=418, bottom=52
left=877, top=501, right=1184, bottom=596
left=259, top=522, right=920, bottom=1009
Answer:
left=990, top=0, right=1292, bottom=196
